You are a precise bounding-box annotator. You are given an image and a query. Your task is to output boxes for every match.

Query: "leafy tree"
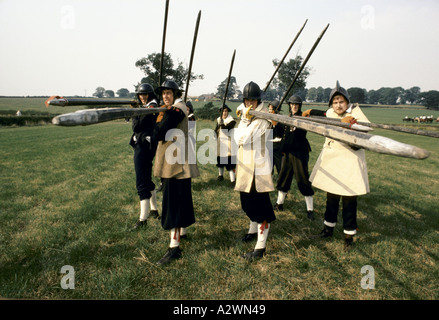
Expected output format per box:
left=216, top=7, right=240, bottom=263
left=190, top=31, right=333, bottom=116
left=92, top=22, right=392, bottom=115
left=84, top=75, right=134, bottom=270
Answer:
left=135, top=52, right=204, bottom=90
left=367, top=89, right=380, bottom=104
left=196, top=102, right=220, bottom=120
left=419, top=90, right=439, bottom=110
left=93, top=87, right=105, bottom=98
left=215, top=76, right=238, bottom=101
left=104, top=90, right=115, bottom=98
left=347, top=87, right=367, bottom=104
left=306, top=87, right=330, bottom=103
left=116, top=88, right=130, bottom=98
left=267, top=55, right=310, bottom=102
left=401, top=86, right=421, bottom=104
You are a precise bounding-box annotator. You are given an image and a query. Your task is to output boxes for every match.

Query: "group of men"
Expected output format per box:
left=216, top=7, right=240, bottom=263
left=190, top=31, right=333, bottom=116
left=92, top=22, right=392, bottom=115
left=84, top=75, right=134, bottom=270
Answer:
left=130, top=79, right=370, bottom=265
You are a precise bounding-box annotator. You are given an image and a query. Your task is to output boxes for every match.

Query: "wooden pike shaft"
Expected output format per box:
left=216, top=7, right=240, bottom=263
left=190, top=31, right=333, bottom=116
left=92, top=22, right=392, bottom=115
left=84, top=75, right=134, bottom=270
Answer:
left=222, top=49, right=236, bottom=107
left=356, top=120, right=439, bottom=138
left=47, top=98, right=136, bottom=107
left=52, top=107, right=163, bottom=126
left=250, top=110, right=430, bottom=160
left=308, top=111, right=439, bottom=138
left=184, top=10, right=201, bottom=102
left=263, top=19, right=308, bottom=92
left=298, top=115, right=373, bottom=132
left=159, top=0, right=170, bottom=86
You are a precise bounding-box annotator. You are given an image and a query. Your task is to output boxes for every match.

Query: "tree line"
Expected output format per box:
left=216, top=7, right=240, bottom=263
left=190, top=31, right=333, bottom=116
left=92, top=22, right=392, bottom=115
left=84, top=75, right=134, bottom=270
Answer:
left=92, top=52, right=439, bottom=110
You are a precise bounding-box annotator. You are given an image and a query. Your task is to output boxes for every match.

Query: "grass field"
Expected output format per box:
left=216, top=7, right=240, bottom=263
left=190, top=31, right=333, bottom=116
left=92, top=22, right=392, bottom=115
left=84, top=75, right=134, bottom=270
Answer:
left=0, top=98, right=438, bottom=301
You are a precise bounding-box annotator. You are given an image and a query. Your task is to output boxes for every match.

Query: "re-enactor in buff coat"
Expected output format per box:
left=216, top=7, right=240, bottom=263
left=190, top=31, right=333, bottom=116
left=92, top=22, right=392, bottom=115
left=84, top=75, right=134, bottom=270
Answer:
left=234, top=81, right=275, bottom=261
left=152, top=80, right=199, bottom=265
left=309, top=81, right=370, bottom=250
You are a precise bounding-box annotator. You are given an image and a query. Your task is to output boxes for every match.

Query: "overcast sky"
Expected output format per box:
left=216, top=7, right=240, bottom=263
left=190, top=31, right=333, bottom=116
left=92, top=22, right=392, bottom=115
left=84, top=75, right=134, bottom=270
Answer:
left=1, top=0, right=438, bottom=97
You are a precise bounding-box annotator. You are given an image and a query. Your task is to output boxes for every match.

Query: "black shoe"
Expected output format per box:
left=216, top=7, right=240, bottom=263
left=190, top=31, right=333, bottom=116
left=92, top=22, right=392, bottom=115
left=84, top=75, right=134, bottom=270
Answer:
left=311, top=225, right=334, bottom=239
left=150, top=210, right=159, bottom=219
left=344, top=234, right=354, bottom=251
left=180, top=234, right=188, bottom=240
left=243, top=248, right=266, bottom=261
left=131, top=219, right=147, bottom=231
left=157, top=247, right=182, bottom=266
left=241, top=233, right=257, bottom=242
left=307, top=210, right=315, bottom=220
left=273, top=203, right=284, bottom=211
left=217, top=175, right=224, bottom=181
left=156, top=183, right=163, bottom=192
left=230, top=181, right=236, bottom=188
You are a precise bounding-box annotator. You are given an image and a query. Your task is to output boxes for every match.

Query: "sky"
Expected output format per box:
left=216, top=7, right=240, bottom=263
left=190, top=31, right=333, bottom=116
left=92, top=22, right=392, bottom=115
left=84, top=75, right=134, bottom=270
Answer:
left=0, top=0, right=438, bottom=97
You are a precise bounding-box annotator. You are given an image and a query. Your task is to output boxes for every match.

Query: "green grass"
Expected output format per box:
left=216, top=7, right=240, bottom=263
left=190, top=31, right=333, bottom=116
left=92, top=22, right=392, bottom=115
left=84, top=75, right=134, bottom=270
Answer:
left=0, top=104, right=438, bottom=300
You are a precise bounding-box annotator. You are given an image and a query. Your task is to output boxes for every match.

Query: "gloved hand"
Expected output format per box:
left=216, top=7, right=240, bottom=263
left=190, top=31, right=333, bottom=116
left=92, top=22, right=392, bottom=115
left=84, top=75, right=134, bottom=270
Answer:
left=302, top=109, right=312, bottom=117
left=243, top=105, right=255, bottom=120
left=341, top=116, right=357, bottom=125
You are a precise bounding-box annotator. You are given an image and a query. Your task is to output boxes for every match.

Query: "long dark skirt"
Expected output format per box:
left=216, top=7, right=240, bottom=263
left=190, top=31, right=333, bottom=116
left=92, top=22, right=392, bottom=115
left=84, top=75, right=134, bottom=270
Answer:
left=161, top=178, right=196, bottom=230
left=240, top=179, right=276, bottom=224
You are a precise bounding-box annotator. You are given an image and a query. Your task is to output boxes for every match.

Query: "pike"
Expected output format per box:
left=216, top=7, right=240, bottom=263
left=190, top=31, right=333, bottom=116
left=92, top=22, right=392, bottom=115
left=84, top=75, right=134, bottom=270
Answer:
left=263, top=19, right=308, bottom=92
left=222, top=49, right=236, bottom=107
left=52, top=107, right=163, bottom=126
left=249, top=110, right=430, bottom=160
left=183, top=10, right=201, bottom=103
left=276, top=23, right=330, bottom=112
left=309, top=113, right=439, bottom=138
left=45, top=97, right=136, bottom=107
left=159, top=0, right=170, bottom=86
left=298, top=114, right=373, bottom=132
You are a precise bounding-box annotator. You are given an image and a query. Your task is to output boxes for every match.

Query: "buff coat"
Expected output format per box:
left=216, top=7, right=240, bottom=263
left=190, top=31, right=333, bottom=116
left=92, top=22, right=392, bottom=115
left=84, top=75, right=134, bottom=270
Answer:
left=309, top=104, right=370, bottom=196
left=153, top=100, right=200, bottom=179
left=234, top=103, right=274, bottom=193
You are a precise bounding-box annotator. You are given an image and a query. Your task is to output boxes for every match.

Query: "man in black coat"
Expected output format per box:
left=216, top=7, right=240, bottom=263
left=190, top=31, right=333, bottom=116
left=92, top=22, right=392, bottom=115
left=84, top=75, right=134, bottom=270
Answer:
left=273, top=95, right=315, bottom=220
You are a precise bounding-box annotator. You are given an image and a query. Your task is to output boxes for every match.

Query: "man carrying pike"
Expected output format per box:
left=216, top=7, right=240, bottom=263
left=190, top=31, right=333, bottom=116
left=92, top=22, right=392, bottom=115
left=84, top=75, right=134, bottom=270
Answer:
left=129, top=83, right=160, bottom=230
left=308, top=81, right=370, bottom=250
left=152, top=80, right=200, bottom=265
left=235, top=81, right=276, bottom=261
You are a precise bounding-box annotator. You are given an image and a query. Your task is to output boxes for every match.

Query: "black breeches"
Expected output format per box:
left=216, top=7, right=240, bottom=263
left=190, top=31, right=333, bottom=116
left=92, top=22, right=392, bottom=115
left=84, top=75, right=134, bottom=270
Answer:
left=240, top=179, right=276, bottom=224
left=272, top=142, right=282, bottom=175
left=324, top=193, right=358, bottom=232
left=133, top=144, right=155, bottom=200
left=276, top=153, right=314, bottom=196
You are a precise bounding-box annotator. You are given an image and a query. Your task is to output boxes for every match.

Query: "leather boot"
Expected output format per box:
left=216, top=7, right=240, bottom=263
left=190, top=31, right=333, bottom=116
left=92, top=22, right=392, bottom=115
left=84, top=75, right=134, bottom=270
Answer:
left=312, top=225, right=334, bottom=239
left=242, top=248, right=265, bottom=261
left=344, top=234, right=354, bottom=251
left=157, top=247, right=182, bottom=266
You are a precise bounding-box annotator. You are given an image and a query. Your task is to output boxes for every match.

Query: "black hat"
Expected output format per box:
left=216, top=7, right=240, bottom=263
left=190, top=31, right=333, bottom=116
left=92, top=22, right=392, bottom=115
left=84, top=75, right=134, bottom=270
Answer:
left=155, top=80, right=184, bottom=98
left=269, top=100, right=281, bottom=112
left=220, top=104, right=232, bottom=113
left=186, top=100, right=194, bottom=113
left=243, top=81, right=262, bottom=101
left=137, top=83, right=154, bottom=95
left=329, top=81, right=350, bottom=106
left=288, top=95, right=302, bottom=106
